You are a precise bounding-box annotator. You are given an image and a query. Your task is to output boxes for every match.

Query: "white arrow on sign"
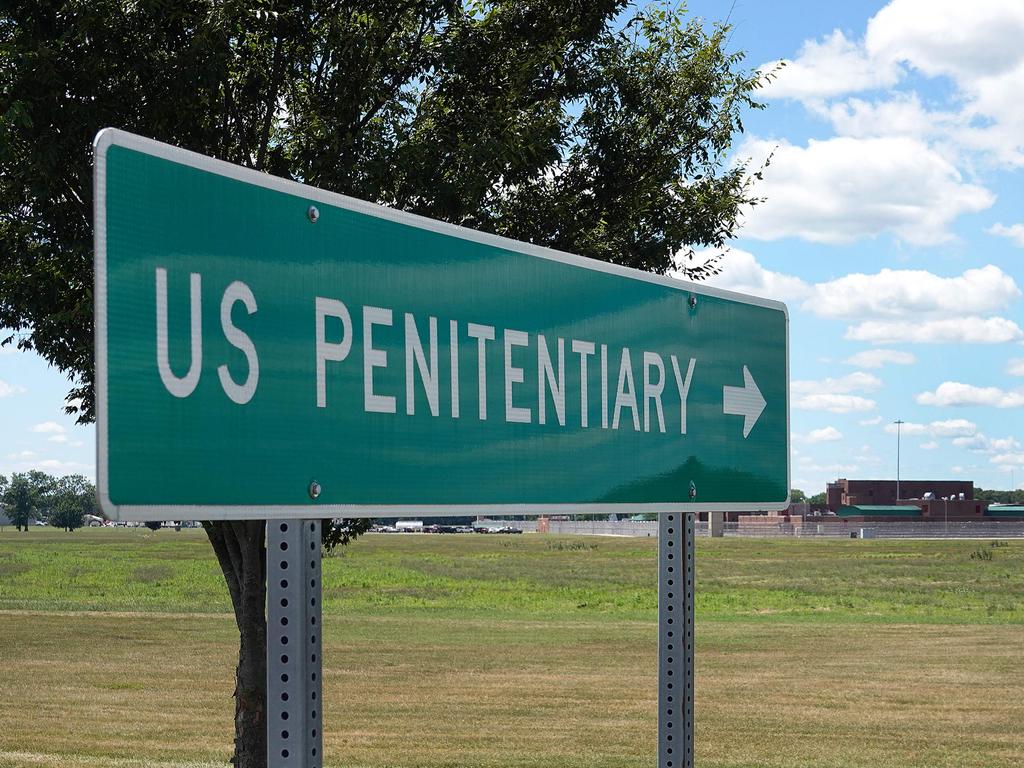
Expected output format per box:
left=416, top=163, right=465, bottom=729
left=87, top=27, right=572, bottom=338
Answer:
left=723, top=365, right=766, bottom=439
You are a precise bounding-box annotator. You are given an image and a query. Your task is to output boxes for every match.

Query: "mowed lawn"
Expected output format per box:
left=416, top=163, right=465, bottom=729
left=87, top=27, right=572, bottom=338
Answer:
left=0, top=529, right=1022, bottom=768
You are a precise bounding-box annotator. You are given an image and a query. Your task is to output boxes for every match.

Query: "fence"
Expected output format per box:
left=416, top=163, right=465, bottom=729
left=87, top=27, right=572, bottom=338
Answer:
left=743, top=521, right=1024, bottom=539
left=476, top=518, right=1024, bottom=539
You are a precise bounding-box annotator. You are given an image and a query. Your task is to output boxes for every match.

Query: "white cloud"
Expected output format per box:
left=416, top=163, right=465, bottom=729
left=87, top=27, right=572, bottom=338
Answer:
left=0, top=379, right=27, bottom=398
left=844, top=349, right=916, bottom=368
left=958, top=61, right=1024, bottom=167
left=32, top=459, right=94, bottom=476
left=792, top=372, right=883, bottom=395
left=853, top=445, right=884, bottom=465
left=859, top=416, right=882, bottom=426
left=923, top=419, right=979, bottom=438
left=988, top=437, right=1022, bottom=453
left=951, top=434, right=1019, bottom=454
left=762, top=0, right=1024, bottom=167
left=699, top=255, right=1022, bottom=349
left=48, top=435, right=69, bottom=444
left=865, top=0, right=1024, bottom=84
left=952, top=435, right=988, bottom=451
left=846, top=317, right=1024, bottom=345
left=792, top=372, right=881, bottom=413
left=988, top=223, right=1024, bottom=247
left=1009, top=359, right=1024, bottom=377
left=885, top=421, right=927, bottom=436
left=824, top=93, right=957, bottom=143
left=692, top=249, right=812, bottom=302
left=796, top=457, right=862, bottom=475
left=921, top=441, right=939, bottom=450
left=884, top=419, right=978, bottom=438
left=794, top=394, right=877, bottom=414
left=30, top=421, right=66, bottom=435
left=797, top=426, right=844, bottom=444
left=991, top=453, right=1024, bottom=468
left=916, top=382, right=1024, bottom=408
left=0, top=450, right=94, bottom=480
left=761, top=29, right=901, bottom=101
left=809, top=265, right=1020, bottom=319
left=739, top=136, right=993, bottom=246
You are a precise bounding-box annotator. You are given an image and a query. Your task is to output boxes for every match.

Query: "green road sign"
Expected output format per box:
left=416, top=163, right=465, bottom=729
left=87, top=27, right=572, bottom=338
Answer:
left=94, top=129, right=789, bottom=521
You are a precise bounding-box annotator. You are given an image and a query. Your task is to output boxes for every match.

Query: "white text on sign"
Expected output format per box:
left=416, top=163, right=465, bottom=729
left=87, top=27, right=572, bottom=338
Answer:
left=155, top=268, right=698, bottom=435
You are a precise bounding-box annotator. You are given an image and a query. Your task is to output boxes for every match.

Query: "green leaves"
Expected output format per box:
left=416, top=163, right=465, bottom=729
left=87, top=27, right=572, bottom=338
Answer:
left=2, top=472, right=46, bottom=530
left=49, top=473, right=95, bottom=531
left=0, top=471, right=95, bottom=531
left=0, top=1, right=767, bottom=422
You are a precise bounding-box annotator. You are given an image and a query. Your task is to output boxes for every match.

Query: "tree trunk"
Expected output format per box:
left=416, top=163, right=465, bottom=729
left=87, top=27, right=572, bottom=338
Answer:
left=205, top=520, right=267, bottom=768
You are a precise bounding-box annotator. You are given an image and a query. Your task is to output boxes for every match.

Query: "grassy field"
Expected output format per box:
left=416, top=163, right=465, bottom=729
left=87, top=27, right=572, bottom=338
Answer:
left=0, top=528, right=1021, bottom=767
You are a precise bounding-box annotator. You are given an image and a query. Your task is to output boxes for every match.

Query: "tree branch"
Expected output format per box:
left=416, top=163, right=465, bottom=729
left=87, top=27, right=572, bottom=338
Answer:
left=255, top=33, right=285, bottom=171
left=356, top=11, right=433, bottom=133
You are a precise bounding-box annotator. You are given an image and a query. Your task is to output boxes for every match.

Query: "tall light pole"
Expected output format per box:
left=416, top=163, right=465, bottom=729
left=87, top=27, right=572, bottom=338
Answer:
left=942, top=496, right=949, bottom=536
left=893, top=419, right=904, bottom=501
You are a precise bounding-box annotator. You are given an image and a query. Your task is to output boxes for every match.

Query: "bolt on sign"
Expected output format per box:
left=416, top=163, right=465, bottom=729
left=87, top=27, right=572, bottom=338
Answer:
left=94, top=129, right=789, bottom=521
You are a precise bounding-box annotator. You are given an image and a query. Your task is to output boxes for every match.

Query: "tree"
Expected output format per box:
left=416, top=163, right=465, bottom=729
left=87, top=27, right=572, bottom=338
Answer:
left=49, top=474, right=95, bottom=531
left=808, top=492, right=827, bottom=507
left=1, top=3, right=768, bottom=764
left=1, top=472, right=47, bottom=531
left=790, top=488, right=807, bottom=503
left=977, top=488, right=1024, bottom=505
left=27, top=470, right=57, bottom=524
left=0, top=474, right=7, bottom=531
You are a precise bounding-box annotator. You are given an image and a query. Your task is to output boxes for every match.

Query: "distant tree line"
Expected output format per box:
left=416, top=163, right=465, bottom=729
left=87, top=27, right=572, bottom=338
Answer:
left=976, top=488, right=1024, bottom=505
left=0, top=471, right=97, bottom=531
left=791, top=489, right=827, bottom=506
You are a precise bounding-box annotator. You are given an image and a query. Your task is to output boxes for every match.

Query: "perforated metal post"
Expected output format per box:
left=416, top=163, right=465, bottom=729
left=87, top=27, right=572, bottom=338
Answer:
left=268, top=520, right=323, bottom=767
left=659, top=511, right=694, bottom=768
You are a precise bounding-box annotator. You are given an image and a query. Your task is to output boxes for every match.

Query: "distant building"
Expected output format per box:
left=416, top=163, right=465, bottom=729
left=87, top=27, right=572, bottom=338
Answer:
left=987, top=505, right=1024, bottom=520
left=835, top=502, right=1024, bottom=523
left=836, top=504, right=922, bottom=522
left=822, top=479, right=1003, bottom=523
left=821, top=479, right=1024, bottom=523
left=826, top=478, right=973, bottom=511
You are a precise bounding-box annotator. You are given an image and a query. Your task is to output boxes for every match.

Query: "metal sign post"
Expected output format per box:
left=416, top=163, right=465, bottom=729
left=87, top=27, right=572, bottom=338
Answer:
left=659, top=511, right=695, bottom=768
left=267, top=519, right=323, bottom=767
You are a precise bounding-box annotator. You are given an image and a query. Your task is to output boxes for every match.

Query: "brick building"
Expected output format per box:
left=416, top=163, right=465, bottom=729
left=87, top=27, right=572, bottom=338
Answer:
left=819, top=478, right=1024, bottom=523
left=826, top=478, right=973, bottom=511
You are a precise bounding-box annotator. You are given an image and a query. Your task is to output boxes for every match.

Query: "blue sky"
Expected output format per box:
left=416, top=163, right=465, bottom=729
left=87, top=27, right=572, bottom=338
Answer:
left=691, top=0, right=1024, bottom=494
left=2, top=0, right=1023, bottom=496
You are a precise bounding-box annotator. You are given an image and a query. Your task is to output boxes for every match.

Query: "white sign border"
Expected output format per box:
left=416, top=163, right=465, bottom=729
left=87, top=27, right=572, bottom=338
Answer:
left=94, top=128, right=790, bottom=521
